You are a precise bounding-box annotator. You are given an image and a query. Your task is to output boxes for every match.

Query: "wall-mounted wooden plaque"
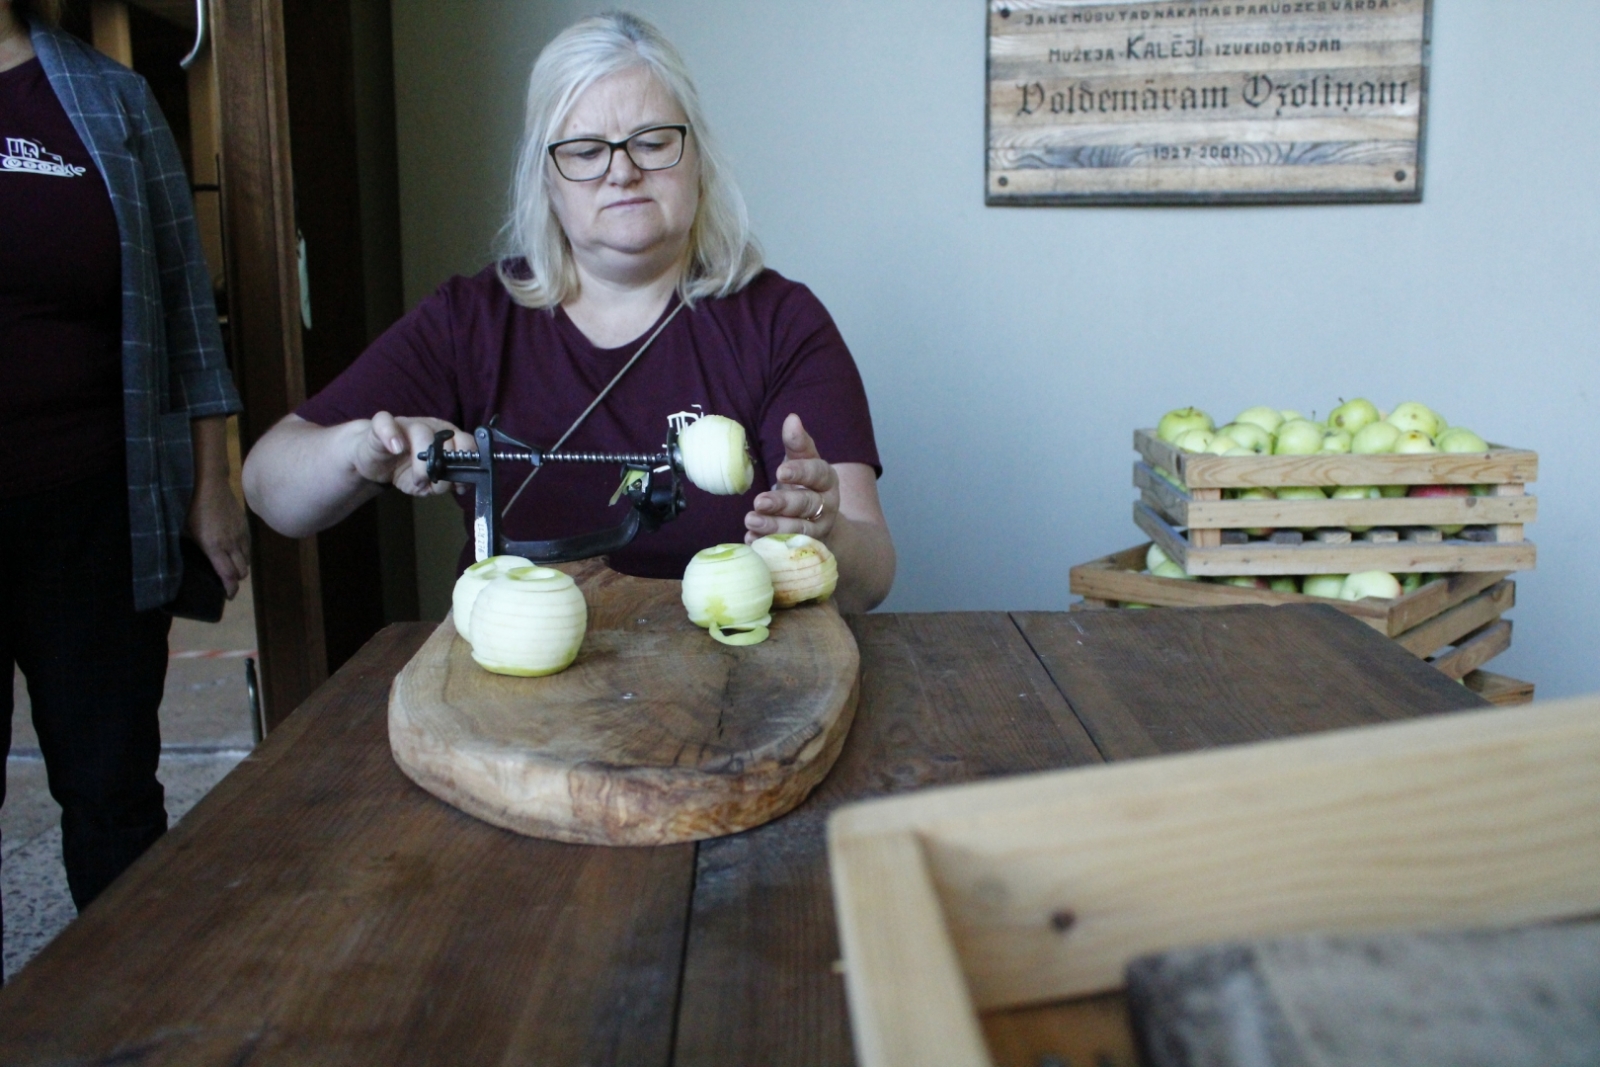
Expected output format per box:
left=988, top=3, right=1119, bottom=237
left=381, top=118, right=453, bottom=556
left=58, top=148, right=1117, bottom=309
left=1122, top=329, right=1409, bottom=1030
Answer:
left=986, top=0, right=1432, bottom=205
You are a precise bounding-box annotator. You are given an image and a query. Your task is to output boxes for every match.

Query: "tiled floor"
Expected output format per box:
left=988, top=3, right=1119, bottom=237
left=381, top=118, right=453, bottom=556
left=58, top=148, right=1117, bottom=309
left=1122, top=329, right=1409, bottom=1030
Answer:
left=2, top=577, right=257, bottom=977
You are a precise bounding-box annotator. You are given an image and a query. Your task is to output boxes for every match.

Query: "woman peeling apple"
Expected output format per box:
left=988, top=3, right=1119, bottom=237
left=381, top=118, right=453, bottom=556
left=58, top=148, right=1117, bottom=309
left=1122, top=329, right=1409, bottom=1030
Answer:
left=245, top=13, right=895, bottom=614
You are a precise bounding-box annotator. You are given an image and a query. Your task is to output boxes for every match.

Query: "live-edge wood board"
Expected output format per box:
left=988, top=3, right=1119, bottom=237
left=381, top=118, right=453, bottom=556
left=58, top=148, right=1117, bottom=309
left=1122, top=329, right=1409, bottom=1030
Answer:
left=987, top=0, right=1432, bottom=204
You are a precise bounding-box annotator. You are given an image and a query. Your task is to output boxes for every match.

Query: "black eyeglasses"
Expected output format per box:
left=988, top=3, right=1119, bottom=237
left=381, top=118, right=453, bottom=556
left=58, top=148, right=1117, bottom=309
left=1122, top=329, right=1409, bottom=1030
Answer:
left=546, top=125, right=689, bottom=182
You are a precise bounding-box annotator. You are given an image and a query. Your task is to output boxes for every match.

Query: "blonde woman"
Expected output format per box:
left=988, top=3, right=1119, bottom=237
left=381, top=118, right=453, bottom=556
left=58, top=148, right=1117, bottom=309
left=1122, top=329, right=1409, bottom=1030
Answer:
left=246, top=12, right=894, bottom=612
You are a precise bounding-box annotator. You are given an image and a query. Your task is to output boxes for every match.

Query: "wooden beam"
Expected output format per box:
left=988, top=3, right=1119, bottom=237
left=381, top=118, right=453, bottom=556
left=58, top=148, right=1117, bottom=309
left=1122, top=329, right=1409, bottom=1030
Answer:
left=214, top=0, right=327, bottom=728
left=89, top=0, right=133, bottom=65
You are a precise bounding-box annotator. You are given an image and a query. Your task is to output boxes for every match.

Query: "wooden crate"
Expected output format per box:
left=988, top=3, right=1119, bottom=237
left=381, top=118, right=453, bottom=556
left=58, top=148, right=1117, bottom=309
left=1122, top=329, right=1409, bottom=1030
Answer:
left=828, top=696, right=1600, bottom=1067
left=1071, top=545, right=1532, bottom=701
left=1134, top=430, right=1539, bottom=576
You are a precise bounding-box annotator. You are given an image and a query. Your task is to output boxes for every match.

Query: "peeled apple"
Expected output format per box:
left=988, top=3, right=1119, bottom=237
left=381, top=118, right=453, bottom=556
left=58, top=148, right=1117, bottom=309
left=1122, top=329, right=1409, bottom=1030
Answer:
left=679, top=415, right=754, bottom=495
left=682, top=543, right=775, bottom=645
left=469, top=566, right=588, bottom=677
left=750, top=533, right=837, bottom=608
left=452, top=554, right=533, bottom=646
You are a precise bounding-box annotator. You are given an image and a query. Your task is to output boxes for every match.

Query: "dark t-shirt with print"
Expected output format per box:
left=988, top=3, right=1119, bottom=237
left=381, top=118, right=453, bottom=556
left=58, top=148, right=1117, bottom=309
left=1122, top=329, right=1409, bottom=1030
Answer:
left=298, top=266, right=882, bottom=579
left=0, top=56, right=125, bottom=495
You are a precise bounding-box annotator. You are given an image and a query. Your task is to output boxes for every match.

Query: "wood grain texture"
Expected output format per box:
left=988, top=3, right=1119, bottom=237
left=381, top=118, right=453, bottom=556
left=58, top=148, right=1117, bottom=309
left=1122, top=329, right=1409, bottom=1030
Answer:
left=1013, top=604, right=1484, bottom=761
left=1136, top=461, right=1538, bottom=529
left=1394, top=580, right=1513, bottom=658
left=671, top=613, right=1106, bottom=1067
left=390, top=569, right=859, bottom=846
left=1429, top=618, right=1513, bottom=680
left=0, top=625, right=694, bottom=1067
left=833, top=692, right=1600, bottom=1025
left=1464, top=668, right=1535, bottom=706
left=1069, top=545, right=1507, bottom=637
left=214, top=0, right=328, bottom=726
left=1136, top=501, right=1538, bottom=576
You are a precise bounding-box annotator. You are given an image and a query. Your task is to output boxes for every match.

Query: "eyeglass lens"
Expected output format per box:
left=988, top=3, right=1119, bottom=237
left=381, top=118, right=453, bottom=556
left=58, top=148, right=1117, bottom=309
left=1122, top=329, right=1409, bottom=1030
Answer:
left=552, top=127, right=685, bottom=181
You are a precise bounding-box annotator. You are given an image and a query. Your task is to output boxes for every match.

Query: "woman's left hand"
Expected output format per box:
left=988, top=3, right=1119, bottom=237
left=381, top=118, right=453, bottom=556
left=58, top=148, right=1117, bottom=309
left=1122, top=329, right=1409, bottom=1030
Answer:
left=188, top=416, right=251, bottom=599
left=745, top=413, right=840, bottom=540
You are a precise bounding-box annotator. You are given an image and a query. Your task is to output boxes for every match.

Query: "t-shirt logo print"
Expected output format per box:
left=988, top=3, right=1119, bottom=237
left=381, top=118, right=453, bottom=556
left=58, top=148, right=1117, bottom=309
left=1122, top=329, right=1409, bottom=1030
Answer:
left=2, top=137, right=87, bottom=178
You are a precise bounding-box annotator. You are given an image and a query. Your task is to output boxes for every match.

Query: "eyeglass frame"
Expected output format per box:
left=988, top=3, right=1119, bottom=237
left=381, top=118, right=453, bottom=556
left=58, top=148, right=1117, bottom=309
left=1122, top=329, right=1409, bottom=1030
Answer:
left=545, top=124, right=691, bottom=182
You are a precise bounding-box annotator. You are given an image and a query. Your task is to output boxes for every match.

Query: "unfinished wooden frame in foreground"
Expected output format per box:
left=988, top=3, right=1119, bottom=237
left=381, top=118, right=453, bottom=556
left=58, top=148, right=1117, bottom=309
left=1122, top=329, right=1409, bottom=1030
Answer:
left=828, top=696, right=1600, bottom=1067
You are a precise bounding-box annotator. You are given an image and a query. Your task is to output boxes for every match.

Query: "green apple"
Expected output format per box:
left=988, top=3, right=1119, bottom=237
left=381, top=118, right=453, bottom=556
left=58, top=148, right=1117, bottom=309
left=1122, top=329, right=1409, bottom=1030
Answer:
left=1273, top=419, right=1325, bottom=455
left=1328, top=398, right=1381, bottom=434
left=1379, top=484, right=1409, bottom=498
left=1175, top=428, right=1217, bottom=453
left=1320, top=429, right=1353, bottom=454
left=1393, top=430, right=1439, bottom=454
left=1232, top=406, right=1285, bottom=435
left=1269, top=576, right=1300, bottom=593
left=1387, top=402, right=1443, bottom=438
left=1279, top=410, right=1307, bottom=424
left=1151, top=559, right=1197, bottom=580
left=1146, top=543, right=1171, bottom=571
left=1400, top=572, right=1426, bottom=593
left=1351, top=421, right=1402, bottom=454
left=1218, top=422, right=1273, bottom=454
left=1340, top=571, right=1403, bottom=600
left=1437, top=426, right=1489, bottom=453
left=1158, top=407, right=1214, bottom=444
left=1203, top=433, right=1241, bottom=455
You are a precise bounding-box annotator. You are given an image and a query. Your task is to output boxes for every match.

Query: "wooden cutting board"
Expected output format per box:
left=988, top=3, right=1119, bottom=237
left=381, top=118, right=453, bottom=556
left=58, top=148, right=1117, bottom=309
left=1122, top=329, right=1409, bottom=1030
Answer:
left=388, top=562, right=859, bottom=846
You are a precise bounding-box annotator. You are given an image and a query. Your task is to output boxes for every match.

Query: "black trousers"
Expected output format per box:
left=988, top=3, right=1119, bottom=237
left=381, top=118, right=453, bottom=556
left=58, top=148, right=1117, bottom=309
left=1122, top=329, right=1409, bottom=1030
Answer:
left=1, top=469, right=171, bottom=912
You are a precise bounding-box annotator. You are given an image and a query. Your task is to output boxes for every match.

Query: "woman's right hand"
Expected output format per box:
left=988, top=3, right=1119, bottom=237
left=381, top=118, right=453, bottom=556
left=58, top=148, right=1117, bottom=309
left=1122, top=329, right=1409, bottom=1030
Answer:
left=245, top=412, right=476, bottom=539
left=358, top=412, right=476, bottom=496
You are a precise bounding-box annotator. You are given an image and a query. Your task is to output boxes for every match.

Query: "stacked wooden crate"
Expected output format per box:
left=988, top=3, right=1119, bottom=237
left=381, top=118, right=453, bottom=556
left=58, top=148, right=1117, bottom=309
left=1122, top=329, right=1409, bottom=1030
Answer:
left=1069, top=430, right=1539, bottom=703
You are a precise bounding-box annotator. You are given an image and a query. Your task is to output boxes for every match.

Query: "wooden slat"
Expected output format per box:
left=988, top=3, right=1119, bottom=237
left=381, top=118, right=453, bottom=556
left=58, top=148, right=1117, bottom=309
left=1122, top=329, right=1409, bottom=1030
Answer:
left=1395, top=581, right=1514, bottom=658
left=215, top=0, right=328, bottom=726
left=1493, top=482, right=1526, bottom=543
left=1135, top=462, right=1538, bottom=530
left=1070, top=547, right=1510, bottom=638
left=671, top=613, right=1104, bottom=1067
left=0, top=625, right=693, bottom=1067
left=833, top=693, right=1600, bottom=1020
left=1136, top=501, right=1538, bottom=576
left=1134, top=430, right=1538, bottom=489
left=1464, top=669, right=1536, bottom=707
left=831, top=831, right=992, bottom=1067
left=1430, top=619, right=1513, bottom=680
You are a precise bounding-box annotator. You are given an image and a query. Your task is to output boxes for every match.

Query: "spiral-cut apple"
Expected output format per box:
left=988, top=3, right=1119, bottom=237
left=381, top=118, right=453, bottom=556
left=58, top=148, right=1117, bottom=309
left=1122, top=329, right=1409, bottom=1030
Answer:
left=469, top=566, right=588, bottom=677
left=682, top=543, right=774, bottom=645
left=451, top=554, right=534, bottom=645
left=679, top=415, right=754, bottom=495
left=751, top=533, right=838, bottom=608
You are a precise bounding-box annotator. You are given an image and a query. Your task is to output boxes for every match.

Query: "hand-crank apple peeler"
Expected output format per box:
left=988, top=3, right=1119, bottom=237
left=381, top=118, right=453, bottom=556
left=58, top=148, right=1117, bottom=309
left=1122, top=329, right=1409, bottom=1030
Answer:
left=419, top=417, right=687, bottom=564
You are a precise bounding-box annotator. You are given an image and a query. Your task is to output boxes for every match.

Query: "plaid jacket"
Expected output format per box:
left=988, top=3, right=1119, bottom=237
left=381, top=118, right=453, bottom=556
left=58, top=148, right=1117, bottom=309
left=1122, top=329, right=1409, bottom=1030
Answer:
left=31, top=21, right=242, bottom=611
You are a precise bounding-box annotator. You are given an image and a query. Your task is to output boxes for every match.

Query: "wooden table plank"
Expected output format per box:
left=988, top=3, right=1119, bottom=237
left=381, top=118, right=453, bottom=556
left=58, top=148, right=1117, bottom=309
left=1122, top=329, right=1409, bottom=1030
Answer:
left=0, top=624, right=694, bottom=1067
left=1014, top=603, right=1489, bottom=760
left=670, top=613, right=1105, bottom=1067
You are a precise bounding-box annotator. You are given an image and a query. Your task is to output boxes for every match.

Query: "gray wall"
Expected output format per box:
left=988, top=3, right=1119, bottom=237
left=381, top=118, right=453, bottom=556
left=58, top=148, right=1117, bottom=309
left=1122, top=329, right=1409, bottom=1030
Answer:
left=392, top=0, right=1599, bottom=698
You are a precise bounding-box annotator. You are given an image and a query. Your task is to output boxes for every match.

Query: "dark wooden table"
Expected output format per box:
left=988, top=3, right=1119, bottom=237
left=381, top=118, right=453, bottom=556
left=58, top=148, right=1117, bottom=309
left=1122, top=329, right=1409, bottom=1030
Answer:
left=0, top=604, right=1486, bottom=1066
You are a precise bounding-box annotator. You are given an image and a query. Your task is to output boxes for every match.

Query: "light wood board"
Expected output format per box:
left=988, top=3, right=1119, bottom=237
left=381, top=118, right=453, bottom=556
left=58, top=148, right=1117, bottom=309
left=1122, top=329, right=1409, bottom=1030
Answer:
left=390, top=566, right=859, bottom=846
left=831, top=693, right=1600, bottom=1066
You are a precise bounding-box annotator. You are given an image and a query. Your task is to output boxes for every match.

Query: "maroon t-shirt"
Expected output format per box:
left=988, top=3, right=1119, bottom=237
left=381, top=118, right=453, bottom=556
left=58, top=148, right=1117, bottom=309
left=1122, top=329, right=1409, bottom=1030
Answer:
left=298, top=266, right=881, bottom=579
left=0, top=57, right=125, bottom=496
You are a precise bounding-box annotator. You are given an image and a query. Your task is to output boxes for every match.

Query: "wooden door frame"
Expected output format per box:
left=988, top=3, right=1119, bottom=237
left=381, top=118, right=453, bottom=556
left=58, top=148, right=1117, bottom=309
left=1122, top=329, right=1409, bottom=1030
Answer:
left=213, top=0, right=328, bottom=728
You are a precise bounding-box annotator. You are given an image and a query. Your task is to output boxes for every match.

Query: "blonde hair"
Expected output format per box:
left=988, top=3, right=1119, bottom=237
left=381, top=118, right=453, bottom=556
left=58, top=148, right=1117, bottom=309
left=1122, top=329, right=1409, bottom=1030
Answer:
left=498, top=11, right=762, bottom=309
